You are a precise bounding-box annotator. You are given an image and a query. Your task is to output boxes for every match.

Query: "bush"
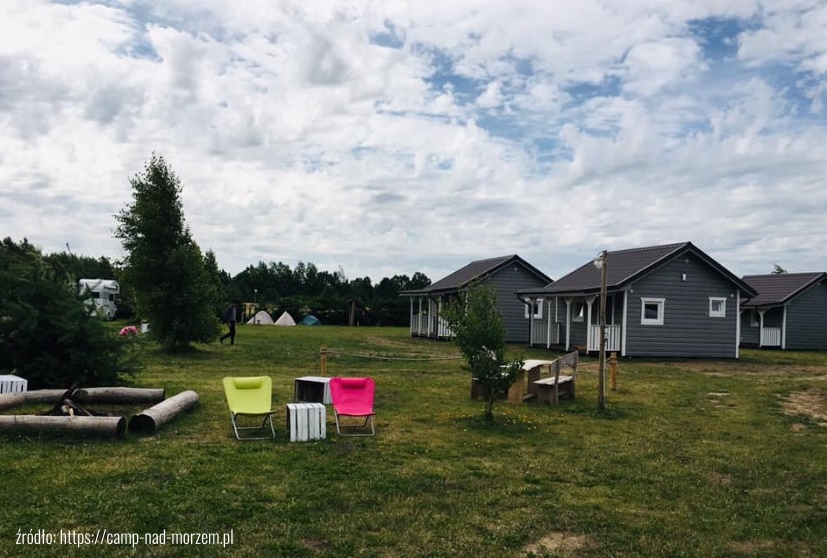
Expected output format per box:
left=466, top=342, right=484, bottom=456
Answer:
left=0, top=238, right=140, bottom=389
left=442, top=281, right=523, bottom=422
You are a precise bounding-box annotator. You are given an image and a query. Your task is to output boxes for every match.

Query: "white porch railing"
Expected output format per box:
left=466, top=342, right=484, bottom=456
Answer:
left=530, top=321, right=561, bottom=346
left=761, top=327, right=782, bottom=347
left=437, top=316, right=454, bottom=338
left=410, top=314, right=430, bottom=336
left=530, top=320, right=545, bottom=345
left=410, top=314, right=454, bottom=338
left=549, top=322, right=561, bottom=345
left=588, top=325, right=621, bottom=352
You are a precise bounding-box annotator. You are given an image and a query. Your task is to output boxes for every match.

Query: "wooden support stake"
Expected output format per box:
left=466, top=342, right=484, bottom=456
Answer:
left=128, top=390, right=199, bottom=435
left=610, top=352, right=618, bottom=392
left=320, top=346, right=327, bottom=376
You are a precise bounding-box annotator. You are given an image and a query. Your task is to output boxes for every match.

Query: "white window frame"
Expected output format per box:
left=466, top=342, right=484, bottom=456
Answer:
left=572, top=301, right=585, bottom=322
left=524, top=299, right=544, bottom=319
left=709, top=297, right=727, bottom=318
left=640, top=297, right=665, bottom=326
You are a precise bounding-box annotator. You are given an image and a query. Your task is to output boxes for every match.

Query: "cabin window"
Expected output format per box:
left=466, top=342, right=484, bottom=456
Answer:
left=708, top=297, right=727, bottom=318
left=749, top=310, right=759, bottom=327
left=524, top=299, right=543, bottom=319
left=572, top=301, right=585, bottom=322
left=640, top=298, right=665, bottom=326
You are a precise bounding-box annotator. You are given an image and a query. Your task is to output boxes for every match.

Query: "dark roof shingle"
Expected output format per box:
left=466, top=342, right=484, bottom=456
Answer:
left=741, top=272, right=827, bottom=307
left=402, top=255, right=552, bottom=295
left=518, top=241, right=756, bottom=297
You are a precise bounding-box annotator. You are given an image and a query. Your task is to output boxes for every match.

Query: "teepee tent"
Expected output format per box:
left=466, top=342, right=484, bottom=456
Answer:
left=274, top=311, right=296, bottom=326
left=247, top=310, right=274, bottom=325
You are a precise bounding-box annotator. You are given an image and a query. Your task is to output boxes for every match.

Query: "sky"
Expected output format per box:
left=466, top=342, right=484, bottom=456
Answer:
left=2, top=0, right=826, bottom=284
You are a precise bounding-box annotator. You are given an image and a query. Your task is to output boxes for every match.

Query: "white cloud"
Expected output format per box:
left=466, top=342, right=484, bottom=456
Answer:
left=1, top=0, right=826, bottom=284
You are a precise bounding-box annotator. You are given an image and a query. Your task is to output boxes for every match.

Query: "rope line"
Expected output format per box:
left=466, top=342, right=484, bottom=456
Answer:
left=322, top=349, right=463, bottom=362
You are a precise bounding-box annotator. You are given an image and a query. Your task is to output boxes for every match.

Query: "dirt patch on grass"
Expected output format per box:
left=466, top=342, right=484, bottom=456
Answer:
left=662, top=360, right=827, bottom=378
left=781, top=389, right=827, bottom=427
left=707, top=471, right=732, bottom=486
left=522, top=532, right=594, bottom=557
left=727, top=539, right=775, bottom=554
left=301, top=537, right=330, bottom=552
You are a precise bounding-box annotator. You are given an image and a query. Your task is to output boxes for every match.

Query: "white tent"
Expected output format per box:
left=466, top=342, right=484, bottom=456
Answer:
left=246, top=310, right=274, bottom=325
left=274, top=311, right=296, bottom=326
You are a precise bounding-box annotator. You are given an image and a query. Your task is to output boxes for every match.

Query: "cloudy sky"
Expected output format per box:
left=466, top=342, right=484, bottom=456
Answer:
left=2, top=0, right=826, bottom=283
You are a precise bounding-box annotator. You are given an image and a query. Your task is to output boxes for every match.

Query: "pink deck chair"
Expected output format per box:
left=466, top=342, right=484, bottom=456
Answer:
left=329, top=377, right=376, bottom=436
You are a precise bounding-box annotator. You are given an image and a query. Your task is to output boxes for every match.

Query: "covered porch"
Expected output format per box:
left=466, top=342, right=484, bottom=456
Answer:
left=523, top=294, right=624, bottom=354
left=408, top=296, right=455, bottom=339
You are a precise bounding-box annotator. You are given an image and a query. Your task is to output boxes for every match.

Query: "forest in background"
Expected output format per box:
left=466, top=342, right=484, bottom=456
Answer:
left=42, top=249, right=431, bottom=327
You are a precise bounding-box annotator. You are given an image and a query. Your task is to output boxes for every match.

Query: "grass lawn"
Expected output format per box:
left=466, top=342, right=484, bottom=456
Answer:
left=2, top=325, right=827, bottom=557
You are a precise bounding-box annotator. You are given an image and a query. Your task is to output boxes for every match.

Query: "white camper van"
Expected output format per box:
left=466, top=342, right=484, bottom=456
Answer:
left=78, top=279, right=119, bottom=320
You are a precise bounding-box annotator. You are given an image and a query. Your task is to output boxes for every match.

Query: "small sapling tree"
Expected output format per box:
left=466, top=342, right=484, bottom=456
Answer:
left=442, top=281, right=523, bottom=422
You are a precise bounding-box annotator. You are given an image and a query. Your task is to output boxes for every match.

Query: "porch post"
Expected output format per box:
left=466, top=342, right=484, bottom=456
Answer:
left=585, top=296, right=596, bottom=351
left=758, top=310, right=766, bottom=347
left=622, top=289, right=628, bottom=357
left=735, top=291, right=741, bottom=358
left=782, top=306, right=787, bottom=350
left=409, top=297, right=414, bottom=336
left=565, top=297, right=572, bottom=350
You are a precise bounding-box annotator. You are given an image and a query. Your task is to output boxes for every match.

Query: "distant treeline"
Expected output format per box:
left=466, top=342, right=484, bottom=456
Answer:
left=43, top=251, right=430, bottom=326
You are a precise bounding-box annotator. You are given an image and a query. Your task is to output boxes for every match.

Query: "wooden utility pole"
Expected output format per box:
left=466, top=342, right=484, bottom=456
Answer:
left=595, top=250, right=608, bottom=411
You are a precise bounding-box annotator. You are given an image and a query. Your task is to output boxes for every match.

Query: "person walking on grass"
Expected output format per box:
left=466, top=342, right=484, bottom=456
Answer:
left=220, top=301, right=240, bottom=345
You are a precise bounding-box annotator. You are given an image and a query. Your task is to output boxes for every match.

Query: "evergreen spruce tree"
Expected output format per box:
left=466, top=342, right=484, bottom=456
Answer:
left=0, top=238, right=138, bottom=389
left=115, top=154, right=221, bottom=351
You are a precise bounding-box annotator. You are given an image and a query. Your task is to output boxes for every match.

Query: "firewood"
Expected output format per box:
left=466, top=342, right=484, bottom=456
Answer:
left=128, top=391, right=199, bottom=435
left=0, top=415, right=126, bottom=438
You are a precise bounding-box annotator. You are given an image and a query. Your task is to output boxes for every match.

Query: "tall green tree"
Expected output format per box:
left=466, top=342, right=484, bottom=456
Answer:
left=442, top=281, right=522, bottom=423
left=203, top=249, right=228, bottom=319
left=114, top=154, right=221, bottom=350
left=0, top=238, right=139, bottom=389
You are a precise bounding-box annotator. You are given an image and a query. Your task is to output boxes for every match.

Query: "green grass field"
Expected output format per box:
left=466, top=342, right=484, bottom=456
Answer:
left=2, top=325, right=827, bottom=557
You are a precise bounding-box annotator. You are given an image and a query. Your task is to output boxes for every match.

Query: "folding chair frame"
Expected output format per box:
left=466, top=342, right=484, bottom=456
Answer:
left=229, top=411, right=277, bottom=441
left=330, top=377, right=376, bottom=437
left=223, top=376, right=278, bottom=441
left=332, top=411, right=375, bottom=437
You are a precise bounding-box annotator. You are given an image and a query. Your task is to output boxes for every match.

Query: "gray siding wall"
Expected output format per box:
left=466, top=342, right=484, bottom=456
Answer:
left=740, top=310, right=760, bottom=346
left=763, top=308, right=784, bottom=328
left=488, top=265, right=549, bottom=343
left=785, top=282, right=827, bottom=350
left=625, top=253, right=739, bottom=358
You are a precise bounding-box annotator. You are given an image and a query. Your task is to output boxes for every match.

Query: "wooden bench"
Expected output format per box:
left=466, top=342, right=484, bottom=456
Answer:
left=532, top=374, right=575, bottom=405
left=528, top=351, right=578, bottom=405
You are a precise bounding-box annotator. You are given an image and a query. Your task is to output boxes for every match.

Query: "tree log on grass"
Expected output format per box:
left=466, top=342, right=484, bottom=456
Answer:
left=0, top=415, right=126, bottom=438
left=75, top=387, right=165, bottom=405
left=0, top=387, right=167, bottom=411
left=128, top=390, right=199, bottom=435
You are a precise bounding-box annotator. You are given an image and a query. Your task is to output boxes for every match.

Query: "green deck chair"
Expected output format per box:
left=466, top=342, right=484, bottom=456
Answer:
left=223, top=376, right=278, bottom=440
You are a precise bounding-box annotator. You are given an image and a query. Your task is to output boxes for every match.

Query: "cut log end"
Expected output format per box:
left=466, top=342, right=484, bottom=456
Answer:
left=128, top=390, right=199, bottom=436
left=127, top=414, right=156, bottom=435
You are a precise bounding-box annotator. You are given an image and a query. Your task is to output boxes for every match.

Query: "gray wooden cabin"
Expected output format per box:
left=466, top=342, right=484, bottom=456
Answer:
left=740, top=272, right=827, bottom=350
left=400, top=255, right=553, bottom=343
left=517, top=242, right=757, bottom=358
